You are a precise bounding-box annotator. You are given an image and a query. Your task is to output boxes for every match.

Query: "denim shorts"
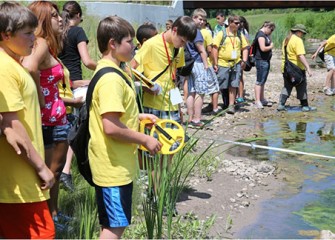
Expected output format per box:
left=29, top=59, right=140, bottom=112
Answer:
left=255, top=59, right=270, bottom=86
left=42, top=123, right=71, bottom=148
left=216, top=63, right=241, bottom=89
left=143, top=107, right=181, bottom=123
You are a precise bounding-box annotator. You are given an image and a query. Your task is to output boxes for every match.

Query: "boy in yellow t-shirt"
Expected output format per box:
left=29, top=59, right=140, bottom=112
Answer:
left=90, top=16, right=161, bottom=239
left=131, top=16, right=197, bottom=122
left=0, top=2, right=55, bottom=239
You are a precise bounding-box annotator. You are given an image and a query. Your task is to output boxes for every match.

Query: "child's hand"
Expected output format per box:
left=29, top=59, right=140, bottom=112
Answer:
left=143, top=135, right=162, bottom=155
left=73, top=96, right=84, bottom=108
left=139, top=113, right=159, bottom=123
left=37, top=164, right=55, bottom=190
left=4, top=128, right=30, bottom=158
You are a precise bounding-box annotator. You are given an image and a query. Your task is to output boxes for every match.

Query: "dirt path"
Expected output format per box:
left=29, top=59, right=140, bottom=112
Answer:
left=176, top=49, right=327, bottom=238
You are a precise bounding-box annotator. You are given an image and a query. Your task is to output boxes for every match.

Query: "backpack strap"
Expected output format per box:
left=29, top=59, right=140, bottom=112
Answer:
left=151, top=48, right=179, bottom=82
left=218, top=27, right=227, bottom=50
left=219, top=27, right=243, bottom=51
left=86, top=67, right=132, bottom=113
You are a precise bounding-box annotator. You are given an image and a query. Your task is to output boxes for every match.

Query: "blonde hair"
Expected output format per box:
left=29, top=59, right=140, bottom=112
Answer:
left=192, top=8, right=207, bottom=19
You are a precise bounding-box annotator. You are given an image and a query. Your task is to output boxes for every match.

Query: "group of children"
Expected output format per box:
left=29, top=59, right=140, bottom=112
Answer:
left=0, top=1, right=197, bottom=238
left=0, top=2, right=319, bottom=239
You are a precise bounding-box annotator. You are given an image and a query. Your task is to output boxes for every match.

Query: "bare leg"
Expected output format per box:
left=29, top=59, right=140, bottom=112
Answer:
left=238, top=75, right=244, bottom=99
left=193, top=94, right=204, bottom=122
left=100, top=227, right=125, bottom=239
left=46, top=140, right=68, bottom=217
left=183, top=77, right=188, bottom=103
left=62, top=147, right=73, bottom=174
left=186, top=92, right=195, bottom=122
left=229, top=87, right=237, bottom=106
left=254, top=84, right=261, bottom=103
left=211, top=92, right=219, bottom=111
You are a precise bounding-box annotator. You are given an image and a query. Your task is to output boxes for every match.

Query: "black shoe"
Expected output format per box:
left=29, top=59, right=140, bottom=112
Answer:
left=60, top=173, right=75, bottom=192
left=202, top=104, right=213, bottom=114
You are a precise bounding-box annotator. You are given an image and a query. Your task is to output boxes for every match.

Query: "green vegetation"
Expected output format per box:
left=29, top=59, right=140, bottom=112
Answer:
left=294, top=189, right=335, bottom=232
left=208, top=9, right=335, bottom=48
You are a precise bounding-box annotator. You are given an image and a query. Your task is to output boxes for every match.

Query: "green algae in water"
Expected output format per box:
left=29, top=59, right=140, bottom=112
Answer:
left=294, top=189, right=335, bottom=232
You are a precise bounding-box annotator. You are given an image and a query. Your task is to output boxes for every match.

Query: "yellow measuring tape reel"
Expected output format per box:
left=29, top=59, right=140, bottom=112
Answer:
left=139, top=119, right=185, bottom=155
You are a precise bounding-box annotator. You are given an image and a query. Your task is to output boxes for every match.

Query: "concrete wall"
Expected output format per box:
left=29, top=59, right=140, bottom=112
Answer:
left=83, top=0, right=184, bottom=30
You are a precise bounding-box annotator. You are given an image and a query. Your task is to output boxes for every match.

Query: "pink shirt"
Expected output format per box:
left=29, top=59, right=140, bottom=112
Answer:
left=40, top=63, right=67, bottom=126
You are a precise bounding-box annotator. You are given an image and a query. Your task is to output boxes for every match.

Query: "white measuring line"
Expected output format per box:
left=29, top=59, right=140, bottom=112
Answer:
left=207, top=139, right=335, bottom=160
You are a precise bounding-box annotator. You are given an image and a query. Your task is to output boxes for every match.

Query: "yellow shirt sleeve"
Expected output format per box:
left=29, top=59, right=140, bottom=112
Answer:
left=325, top=34, right=335, bottom=56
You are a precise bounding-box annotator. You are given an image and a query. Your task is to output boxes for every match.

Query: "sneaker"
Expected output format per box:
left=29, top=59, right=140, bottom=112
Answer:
left=324, top=88, right=333, bottom=96
left=277, top=104, right=287, bottom=111
left=236, top=97, right=245, bottom=103
left=254, top=101, right=264, bottom=109
left=60, top=172, right=74, bottom=192
left=227, top=105, right=236, bottom=114
left=210, top=108, right=223, bottom=115
left=261, top=99, right=273, bottom=107
left=189, top=120, right=205, bottom=128
left=202, top=103, right=213, bottom=114
left=302, top=106, right=317, bottom=112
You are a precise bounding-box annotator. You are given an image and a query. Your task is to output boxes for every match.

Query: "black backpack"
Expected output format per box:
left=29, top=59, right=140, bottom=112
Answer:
left=68, top=67, right=131, bottom=186
left=177, top=46, right=195, bottom=77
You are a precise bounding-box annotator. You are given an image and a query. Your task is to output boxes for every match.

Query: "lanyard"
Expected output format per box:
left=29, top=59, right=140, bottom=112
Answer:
left=227, top=29, right=236, bottom=49
left=162, top=32, right=176, bottom=81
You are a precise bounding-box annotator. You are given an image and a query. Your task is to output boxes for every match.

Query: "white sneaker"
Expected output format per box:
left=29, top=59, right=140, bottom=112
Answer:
left=324, top=88, right=333, bottom=96
left=261, top=99, right=273, bottom=107
left=254, top=101, right=264, bottom=109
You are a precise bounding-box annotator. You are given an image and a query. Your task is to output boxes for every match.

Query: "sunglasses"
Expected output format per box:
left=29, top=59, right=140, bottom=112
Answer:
left=233, top=21, right=240, bottom=25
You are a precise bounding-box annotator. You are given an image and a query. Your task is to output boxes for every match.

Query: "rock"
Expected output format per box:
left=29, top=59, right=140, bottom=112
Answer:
left=257, top=162, right=275, bottom=173
left=320, top=230, right=335, bottom=239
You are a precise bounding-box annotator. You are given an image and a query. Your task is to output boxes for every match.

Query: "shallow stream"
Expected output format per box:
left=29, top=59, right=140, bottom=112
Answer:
left=233, top=98, right=335, bottom=238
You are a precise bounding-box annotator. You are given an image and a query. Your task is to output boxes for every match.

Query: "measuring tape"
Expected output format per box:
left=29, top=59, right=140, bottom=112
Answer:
left=139, top=119, right=185, bottom=155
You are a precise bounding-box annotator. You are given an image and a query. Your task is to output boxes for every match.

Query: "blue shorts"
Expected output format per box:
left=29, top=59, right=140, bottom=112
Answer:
left=255, top=60, right=270, bottom=86
left=95, top=182, right=133, bottom=228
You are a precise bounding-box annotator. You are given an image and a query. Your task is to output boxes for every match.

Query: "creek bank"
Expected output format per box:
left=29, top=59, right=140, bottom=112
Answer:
left=176, top=49, right=333, bottom=238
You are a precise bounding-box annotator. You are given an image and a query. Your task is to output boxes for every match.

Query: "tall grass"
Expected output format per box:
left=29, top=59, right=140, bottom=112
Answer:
left=209, top=10, right=335, bottom=48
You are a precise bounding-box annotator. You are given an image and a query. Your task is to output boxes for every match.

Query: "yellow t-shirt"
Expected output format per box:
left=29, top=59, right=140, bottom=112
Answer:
left=200, top=29, right=213, bottom=66
left=58, top=64, right=74, bottom=114
left=325, top=34, right=335, bottom=56
left=134, top=33, right=185, bottom=111
left=281, top=34, right=306, bottom=72
left=88, top=59, right=139, bottom=187
left=213, top=29, right=249, bottom=67
left=0, top=51, right=48, bottom=203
